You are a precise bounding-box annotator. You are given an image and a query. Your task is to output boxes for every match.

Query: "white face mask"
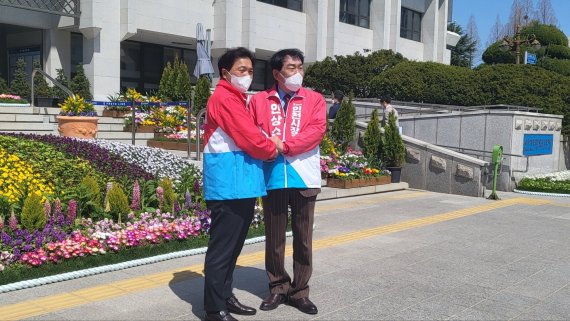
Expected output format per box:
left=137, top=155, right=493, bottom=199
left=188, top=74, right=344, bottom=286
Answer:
left=280, top=72, right=303, bottom=92
left=226, top=71, right=252, bottom=93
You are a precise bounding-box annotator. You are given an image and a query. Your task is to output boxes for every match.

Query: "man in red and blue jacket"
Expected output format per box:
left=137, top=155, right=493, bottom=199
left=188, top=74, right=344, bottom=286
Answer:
left=249, top=48, right=326, bottom=316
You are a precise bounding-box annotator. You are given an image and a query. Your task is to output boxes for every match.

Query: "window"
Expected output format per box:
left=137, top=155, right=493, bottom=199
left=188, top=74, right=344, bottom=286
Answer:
left=339, top=0, right=370, bottom=28
left=258, top=0, right=302, bottom=12
left=70, top=33, right=83, bottom=78
left=400, top=7, right=422, bottom=42
left=251, top=59, right=273, bottom=91
left=120, top=41, right=197, bottom=93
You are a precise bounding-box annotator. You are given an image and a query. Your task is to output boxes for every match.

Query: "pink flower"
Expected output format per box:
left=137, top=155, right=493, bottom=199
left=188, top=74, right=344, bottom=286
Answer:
left=132, top=180, right=141, bottom=211
left=8, top=213, right=18, bottom=231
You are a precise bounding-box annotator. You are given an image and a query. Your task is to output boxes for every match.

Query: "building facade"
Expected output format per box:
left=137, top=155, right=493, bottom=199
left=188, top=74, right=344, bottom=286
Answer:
left=0, top=0, right=456, bottom=100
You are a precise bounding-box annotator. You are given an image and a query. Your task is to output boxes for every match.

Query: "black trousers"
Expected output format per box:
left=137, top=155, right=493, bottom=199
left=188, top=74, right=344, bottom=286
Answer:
left=203, top=198, right=256, bottom=313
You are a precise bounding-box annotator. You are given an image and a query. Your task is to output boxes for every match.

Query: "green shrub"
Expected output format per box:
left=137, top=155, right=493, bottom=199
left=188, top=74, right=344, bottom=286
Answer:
left=545, top=44, right=570, bottom=60
left=482, top=41, right=517, bottom=65
left=9, top=58, right=30, bottom=100
left=159, top=177, right=176, bottom=213
left=363, top=108, right=382, bottom=166
left=193, top=76, right=211, bottom=115
left=330, top=93, right=356, bottom=153
left=304, top=50, right=406, bottom=97
left=70, top=64, right=92, bottom=100
left=159, top=56, right=192, bottom=102
left=73, top=176, right=103, bottom=219
left=518, top=177, right=570, bottom=194
left=20, top=193, right=46, bottom=231
left=381, top=112, right=405, bottom=168
left=539, top=57, right=570, bottom=77
left=52, top=68, right=71, bottom=99
left=522, top=22, right=568, bottom=47
left=0, top=76, right=8, bottom=94
left=106, top=184, right=130, bottom=223
left=32, top=60, right=52, bottom=97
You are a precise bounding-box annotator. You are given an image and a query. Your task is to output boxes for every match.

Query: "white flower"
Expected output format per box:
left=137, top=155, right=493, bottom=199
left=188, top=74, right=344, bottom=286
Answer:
left=524, top=170, right=570, bottom=182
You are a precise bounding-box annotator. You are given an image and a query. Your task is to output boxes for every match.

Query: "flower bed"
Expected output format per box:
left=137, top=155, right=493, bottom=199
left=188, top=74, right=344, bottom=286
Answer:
left=320, top=148, right=390, bottom=188
left=516, top=171, right=570, bottom=194
left=0, top=94, right=29, bottom=106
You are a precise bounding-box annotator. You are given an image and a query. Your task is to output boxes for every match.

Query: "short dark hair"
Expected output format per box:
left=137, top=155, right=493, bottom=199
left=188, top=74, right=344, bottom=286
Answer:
left=269, top=48, right=304, bottom=71
left=218, top=47, right=255, bottom=76
left=334, top=90, right=344, bottom=102
left=381, top=95, right=392, bottom=104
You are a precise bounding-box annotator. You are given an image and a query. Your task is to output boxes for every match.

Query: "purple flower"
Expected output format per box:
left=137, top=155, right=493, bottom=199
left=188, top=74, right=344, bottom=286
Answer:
left=156, top=187, right=164, bottom=210
left=173, top=199, right=181, bottom=214
left=43, top=200, right=52, bottom=218
left=131, top=180, right=141, bottom=211
left=67, top=200, right=77, bottom=224
left=8, top=213, right=18, bottom=231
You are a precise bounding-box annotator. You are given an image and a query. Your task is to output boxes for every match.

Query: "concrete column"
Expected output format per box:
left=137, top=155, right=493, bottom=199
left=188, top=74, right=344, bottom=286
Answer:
left=242, top=0, right=256, bottom=51
left=80, top=0, right=121, bottom=101
left=304, top=0, right=328, bottom=62
left=388, top=0, right=399, bottom=51
left=422, top=0, right=438, bottom=62
left=370, top=0, right=390, bottom=50
left=326, top=0, right=339, bottom=56
left=213, top=0, right=244, bottom=53
left=44, top=29, right=70, bottom=81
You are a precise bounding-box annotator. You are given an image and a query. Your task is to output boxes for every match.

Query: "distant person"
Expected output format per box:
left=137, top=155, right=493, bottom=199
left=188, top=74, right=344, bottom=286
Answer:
left=380, top=95, right=398, bottom=128
left=327, top=90, right=344, bottom=119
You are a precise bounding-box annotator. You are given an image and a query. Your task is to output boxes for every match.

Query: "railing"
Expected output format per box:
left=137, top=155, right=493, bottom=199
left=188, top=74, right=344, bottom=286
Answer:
left=0, top=0, right=80, bottom=17
left=31, top=68, right=74, bottom=107
left=195, top=109, right=206, bottom=161
left=353, top=100, right=541, bottom=119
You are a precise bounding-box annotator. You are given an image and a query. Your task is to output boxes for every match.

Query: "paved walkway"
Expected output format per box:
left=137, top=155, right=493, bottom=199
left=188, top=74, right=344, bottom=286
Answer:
left=1, top=190, right=570, bottom=320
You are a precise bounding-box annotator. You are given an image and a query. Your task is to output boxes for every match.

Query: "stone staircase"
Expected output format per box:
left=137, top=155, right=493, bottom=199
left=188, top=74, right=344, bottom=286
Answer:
left=0, top=105, right=154, bottom=145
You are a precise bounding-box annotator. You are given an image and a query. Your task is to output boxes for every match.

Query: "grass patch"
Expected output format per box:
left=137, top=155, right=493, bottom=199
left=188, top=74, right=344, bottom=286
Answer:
left=0, top=226, right=267, bottom=287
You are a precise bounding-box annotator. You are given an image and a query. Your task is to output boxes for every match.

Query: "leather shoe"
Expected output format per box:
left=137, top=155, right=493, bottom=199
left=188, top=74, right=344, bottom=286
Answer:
left=204, top=310, right=237, bottom=321
left=259, top=293, right=287, bottom=311
left=289, top=297, right=318, bottom=315
left=226, top=295, right=256, bottom=315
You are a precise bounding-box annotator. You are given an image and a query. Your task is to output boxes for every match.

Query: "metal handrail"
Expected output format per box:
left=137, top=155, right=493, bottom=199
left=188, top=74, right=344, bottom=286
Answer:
left=31, top=68, right=74, bottom=107
left=194, top=108, right=207, bottom=161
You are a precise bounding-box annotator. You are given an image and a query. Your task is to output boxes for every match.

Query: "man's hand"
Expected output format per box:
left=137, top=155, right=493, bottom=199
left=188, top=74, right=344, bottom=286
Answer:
left=270, top=135, right=284, bottom=153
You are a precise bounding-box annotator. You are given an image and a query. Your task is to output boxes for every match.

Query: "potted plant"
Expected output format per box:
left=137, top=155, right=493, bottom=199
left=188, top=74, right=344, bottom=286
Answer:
left=381, top=112, right=405, bottom=183
left=56, top=95, right=98, bottom=139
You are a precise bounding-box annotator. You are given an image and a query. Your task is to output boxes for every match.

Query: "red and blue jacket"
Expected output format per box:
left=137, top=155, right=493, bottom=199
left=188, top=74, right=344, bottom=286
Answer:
left=249, top=86, right=327, bottom=190
left=203, top=80, right=276, bottom=200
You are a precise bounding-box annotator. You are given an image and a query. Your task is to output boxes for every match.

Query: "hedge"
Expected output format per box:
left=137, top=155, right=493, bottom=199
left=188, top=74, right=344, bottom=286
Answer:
left=374, top=62, right=570, bottom=135
left=539, top=57, right=570, bottom=77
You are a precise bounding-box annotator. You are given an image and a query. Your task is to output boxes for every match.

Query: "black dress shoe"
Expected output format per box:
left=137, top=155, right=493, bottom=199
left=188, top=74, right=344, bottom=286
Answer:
left=259, top=293, right=287, bottom=311
left=226, top=295, right=257, bottom=315
left=289, top=297, right=318, bottom=315
left=204, top=310, right=237, bottom=321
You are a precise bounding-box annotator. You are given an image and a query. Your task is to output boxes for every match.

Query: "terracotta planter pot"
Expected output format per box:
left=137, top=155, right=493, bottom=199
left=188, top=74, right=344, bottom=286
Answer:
left=124, top=125, right=156, bottom=133
left=147, top=140, right=204, bottom=151
left=104, top=110, right=131, bottom=118
left=56, top=116, right=98, bottom=139
left=102, top=109, right=114, bottom=117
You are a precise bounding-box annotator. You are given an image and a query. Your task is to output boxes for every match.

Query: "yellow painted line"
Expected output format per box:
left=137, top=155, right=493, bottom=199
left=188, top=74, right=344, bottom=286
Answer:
left=0, top=197, right=546, bottom=320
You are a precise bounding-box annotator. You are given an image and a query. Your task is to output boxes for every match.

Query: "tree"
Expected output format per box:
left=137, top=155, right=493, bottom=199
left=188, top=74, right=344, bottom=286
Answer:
left=381, top=112, right=405, bottom=168
left=0, top=76, right=8, bottom=94
left=175, top=58, right=192, bottom=101
left=488, top=15, right=505, bottom=46
left=53, top=68, right=70, bottom=99
left=466, top=15, right=481, bottom=67
left=159, top=56, right=192, bottom=101
left=534, top=0, right=558, bottom=26
left=9, top=58, right=30, bottom=100
left=32, top=60, right=51, bottom=97
left=70, top=64, right=92, bottom=100
left=193, top=76, right=211, bottom=115
left=506, top=0, right=534, bottom=35
left=363, top=108, right=382, bottom=167
left=448, top=22, right=477, bottom=68
left=330, top=93, right=356, bottom=153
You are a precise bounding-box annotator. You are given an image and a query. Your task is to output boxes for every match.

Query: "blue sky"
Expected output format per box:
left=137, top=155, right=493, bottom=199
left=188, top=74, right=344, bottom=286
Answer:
left=452, top=0, right=570, bottom=48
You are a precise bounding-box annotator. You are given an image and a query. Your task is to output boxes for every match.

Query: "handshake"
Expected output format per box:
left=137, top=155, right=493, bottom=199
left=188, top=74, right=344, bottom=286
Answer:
left=268, top=136, right=284, bottom=161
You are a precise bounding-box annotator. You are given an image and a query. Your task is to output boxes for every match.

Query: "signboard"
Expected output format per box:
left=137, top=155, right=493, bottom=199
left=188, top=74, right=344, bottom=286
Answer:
left=523, top=134, right=553, bottom=156
left=525, top=51, right=537, bottom=65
